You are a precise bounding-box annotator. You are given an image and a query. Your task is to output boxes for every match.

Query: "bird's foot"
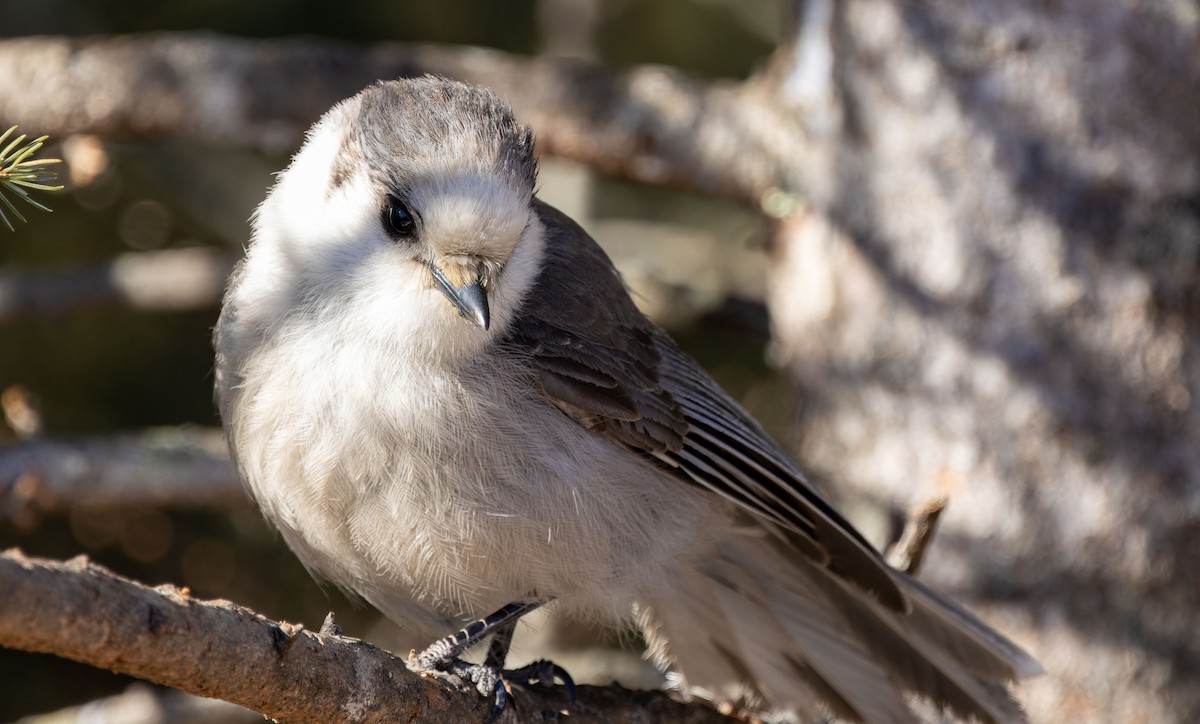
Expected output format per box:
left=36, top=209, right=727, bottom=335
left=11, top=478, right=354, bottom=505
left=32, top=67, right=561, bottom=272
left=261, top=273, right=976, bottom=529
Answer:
left=411, top=654, right=576, bottom=720
left=504, top=658, right=577, bottom=701
left=406, top=602, right=569, bottom=718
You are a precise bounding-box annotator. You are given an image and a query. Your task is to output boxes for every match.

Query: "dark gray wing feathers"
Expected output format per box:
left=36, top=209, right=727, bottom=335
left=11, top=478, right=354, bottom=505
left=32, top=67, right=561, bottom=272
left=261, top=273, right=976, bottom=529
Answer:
left=505, top=201, right=906, bottom=611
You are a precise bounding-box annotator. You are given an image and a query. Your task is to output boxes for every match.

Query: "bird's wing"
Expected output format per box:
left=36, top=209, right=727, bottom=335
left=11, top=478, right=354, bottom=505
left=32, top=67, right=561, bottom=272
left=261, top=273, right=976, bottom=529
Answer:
left=503, top=201, right=906, bottom=611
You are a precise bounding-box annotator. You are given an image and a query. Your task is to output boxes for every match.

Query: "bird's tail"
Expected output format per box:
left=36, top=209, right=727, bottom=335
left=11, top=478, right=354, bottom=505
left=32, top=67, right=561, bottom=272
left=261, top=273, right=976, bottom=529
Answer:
left=638, top=529, right=1041, bottom=722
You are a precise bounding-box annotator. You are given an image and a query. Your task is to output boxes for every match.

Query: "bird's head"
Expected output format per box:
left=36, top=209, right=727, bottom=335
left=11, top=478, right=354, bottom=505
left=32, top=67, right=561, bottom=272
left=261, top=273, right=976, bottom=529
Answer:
left=240, top=76, right=543, bottom=358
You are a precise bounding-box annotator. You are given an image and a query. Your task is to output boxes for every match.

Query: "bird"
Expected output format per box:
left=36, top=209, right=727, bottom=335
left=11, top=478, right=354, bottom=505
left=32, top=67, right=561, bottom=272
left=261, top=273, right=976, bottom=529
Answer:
left=214, top=75, right=1040, bottom=722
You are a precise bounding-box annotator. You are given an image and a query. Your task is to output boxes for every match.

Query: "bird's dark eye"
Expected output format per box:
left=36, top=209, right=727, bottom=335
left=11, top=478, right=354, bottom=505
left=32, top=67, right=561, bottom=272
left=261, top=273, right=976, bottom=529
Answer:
left=383, top=200, right=417, bottom=240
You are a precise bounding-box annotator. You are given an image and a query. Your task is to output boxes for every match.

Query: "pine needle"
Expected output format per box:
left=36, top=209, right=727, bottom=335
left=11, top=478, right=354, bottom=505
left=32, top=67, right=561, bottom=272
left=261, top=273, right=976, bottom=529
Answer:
left=0, top=125, right=64, bottom=231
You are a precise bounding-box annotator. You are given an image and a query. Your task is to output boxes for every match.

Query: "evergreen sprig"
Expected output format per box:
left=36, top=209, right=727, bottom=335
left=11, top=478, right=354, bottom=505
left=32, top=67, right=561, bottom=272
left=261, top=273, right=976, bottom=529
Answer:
left=0, top=125, right=64, bottom=231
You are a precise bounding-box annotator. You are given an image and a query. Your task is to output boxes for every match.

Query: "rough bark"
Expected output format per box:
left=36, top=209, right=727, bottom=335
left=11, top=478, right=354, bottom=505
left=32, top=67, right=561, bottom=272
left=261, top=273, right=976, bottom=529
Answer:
left=0, top=549, right=731, bottom=723
left=768, top=2, right=1200, bottom=721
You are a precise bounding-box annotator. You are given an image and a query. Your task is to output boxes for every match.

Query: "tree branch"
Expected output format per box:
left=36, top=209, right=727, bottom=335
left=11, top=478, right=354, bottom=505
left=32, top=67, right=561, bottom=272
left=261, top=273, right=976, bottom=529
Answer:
left=0, top=248, right=235, bottom=322
left=0, top=549, right=732, bottom=723
left=0, top=33, right=806, bottom=205
left=885, top=496, right=948, bottom=576
left=0, top=428, right=244, bottom=525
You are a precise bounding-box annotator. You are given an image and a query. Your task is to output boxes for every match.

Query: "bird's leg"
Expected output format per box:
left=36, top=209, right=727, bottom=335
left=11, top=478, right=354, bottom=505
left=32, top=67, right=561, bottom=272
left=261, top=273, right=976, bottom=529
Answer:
left=483, top=619, right=517, bottom=670
left=411, top=600, right=539, bottom=671
left=408, top=600, right=576, bottom=718
left=482, top=619, right=576, bottom=703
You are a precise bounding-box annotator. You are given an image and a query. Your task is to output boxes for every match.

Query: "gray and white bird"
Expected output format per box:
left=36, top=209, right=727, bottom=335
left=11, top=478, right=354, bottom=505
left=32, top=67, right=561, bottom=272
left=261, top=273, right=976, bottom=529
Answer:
left=214, top=76, right=1040, bottom=722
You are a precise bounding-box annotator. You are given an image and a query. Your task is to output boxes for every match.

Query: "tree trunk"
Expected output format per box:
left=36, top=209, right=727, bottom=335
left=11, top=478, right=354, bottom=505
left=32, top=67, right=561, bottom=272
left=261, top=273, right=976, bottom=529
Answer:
left=769, top=2, right=1199, bottom=720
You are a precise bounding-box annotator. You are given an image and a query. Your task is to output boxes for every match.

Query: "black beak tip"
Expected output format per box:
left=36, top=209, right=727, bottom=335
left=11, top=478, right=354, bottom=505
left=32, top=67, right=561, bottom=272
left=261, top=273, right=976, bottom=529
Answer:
left=470, top=305, right=490, bottom=331
left=456, top=281, right=491, bottom=331
left=428, top=263, right=491, bottom=332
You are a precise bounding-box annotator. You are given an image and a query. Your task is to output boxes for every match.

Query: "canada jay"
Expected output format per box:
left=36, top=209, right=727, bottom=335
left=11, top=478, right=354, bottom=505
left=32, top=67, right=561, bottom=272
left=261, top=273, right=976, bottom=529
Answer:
left=214, top=76, right=1039, bottom=721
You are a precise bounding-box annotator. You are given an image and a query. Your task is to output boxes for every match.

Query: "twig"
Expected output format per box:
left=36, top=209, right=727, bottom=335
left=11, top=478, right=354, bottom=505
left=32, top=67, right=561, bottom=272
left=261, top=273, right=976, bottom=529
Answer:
left=886, top=496, right=948, bottom=576
left=0, top=549, right=733, bottom=723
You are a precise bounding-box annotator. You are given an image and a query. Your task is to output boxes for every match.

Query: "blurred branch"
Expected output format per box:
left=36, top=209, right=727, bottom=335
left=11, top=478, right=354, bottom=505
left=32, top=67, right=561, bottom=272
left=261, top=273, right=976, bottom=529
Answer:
left=0, top=227, right=771, bottom=330
left=0, top=427, right=244, bottom=524
left=0, top=247, right=234, bottom=321
left=2, top=385, right=42, bottom=439
left=0, top=550, right=733, bottom=723
left=16, top=684, right=262, bottom=724
left=0, top=33, right=810, bottom=206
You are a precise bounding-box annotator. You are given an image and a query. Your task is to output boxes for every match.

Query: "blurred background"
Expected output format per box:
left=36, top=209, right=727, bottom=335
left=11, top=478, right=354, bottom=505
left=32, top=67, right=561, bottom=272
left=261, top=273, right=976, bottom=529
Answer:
left=2, top=1, right=1198, bottom=722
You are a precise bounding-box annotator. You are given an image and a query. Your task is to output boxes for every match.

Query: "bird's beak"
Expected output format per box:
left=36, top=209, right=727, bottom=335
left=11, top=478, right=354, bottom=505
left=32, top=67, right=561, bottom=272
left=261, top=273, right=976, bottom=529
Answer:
left=427, top=262, right=490, bottom=331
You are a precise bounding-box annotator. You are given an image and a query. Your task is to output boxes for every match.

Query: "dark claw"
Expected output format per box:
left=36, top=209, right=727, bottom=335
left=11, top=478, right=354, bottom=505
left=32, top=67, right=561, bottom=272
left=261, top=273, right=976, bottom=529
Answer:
left=555, top=664, right=578, bottom=704
left=486, top=679, right=509, bottom=723
left=505, top=659, right=577, bottom=703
